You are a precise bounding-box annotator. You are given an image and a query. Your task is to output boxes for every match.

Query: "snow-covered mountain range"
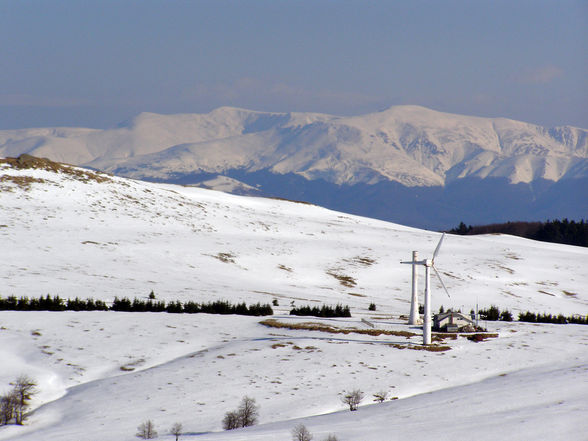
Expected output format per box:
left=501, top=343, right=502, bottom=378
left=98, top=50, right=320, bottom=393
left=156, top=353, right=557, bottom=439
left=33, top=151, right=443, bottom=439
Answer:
left=1, top=105, right=587, bottom=228
left=1, top=157, right=587, bottom=440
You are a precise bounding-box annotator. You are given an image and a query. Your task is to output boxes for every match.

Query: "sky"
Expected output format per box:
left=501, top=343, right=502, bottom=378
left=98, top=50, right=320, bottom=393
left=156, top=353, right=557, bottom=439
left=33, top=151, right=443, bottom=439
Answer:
left=0, top=0, right=587, bottom=130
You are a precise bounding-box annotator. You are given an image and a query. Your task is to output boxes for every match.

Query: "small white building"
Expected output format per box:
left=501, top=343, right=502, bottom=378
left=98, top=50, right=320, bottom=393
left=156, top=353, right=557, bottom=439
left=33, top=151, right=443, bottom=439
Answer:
left=433, top=311, right=475, bottom=332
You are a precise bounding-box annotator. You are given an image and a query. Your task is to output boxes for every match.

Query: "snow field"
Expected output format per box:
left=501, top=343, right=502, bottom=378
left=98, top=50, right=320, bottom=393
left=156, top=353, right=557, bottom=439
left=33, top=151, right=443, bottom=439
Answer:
left=1, top=160, right=587, bottom=440
left=1, top=312, right=586, bottom=440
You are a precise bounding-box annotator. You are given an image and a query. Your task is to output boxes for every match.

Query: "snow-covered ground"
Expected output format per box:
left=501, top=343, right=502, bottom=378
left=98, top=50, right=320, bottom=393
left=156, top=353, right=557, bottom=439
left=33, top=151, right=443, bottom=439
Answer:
left=1, top=158, right=587, bottom=440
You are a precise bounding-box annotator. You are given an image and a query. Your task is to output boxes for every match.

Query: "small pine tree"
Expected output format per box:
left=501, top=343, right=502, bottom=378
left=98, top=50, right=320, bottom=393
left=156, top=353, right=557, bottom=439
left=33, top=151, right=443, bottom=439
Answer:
left=499, top=310, right=513, bottom=321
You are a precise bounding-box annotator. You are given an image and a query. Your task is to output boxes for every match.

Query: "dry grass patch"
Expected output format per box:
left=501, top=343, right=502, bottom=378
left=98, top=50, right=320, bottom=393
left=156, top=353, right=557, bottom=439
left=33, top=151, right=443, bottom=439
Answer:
left=388, top=343, right=451, bottom=352
left=537, top=280, right=559, bottom=287
left=510, top=281, right=529, bottom=286
left=538, top=290, right=556, bottom=297
left=119, top=358, right=146, bottom=371
left=260, top=318, right=417, bottom=339
left=327, top=271, right=357, bottom=288
left=464, top=333, right=499, bottom=342
left=344, top=256, right=376, bottom=267
left=347, top=292, right=366, bottom=297
left=1, top=154, right=111, bottom=184
left=0, top=175, right=48, bottom=191
left=496, top=264, right=514, bottom=275
left=431, top=333, right=457, bottom=342
left=268, top=196, right=314, bottom=205
left=119, top=366, right=135, bottom=372
left=213, top=252, right=236, bottom=263
left=501, top=290, right=521, bottom=298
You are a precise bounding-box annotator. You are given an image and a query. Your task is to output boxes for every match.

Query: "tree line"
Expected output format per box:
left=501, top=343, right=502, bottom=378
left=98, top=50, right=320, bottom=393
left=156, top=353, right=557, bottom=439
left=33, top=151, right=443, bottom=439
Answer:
left=473, top=305, right=587, bottom=325
left=289, top=304, right=351, bottom=318
left=518, top=311, right=587, bottom=325
left=0, top=295, right=273, bottom=316
left=448, top=218, right=588, bottom=247
left=477, top=305, right=513, bottom=321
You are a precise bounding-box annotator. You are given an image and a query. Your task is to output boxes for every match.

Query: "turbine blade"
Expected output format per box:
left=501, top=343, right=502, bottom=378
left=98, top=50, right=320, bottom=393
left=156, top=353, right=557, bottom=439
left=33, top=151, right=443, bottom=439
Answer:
left=432, top=265, right=451, bottom=299
left=432, top=233, right=445, bottom=262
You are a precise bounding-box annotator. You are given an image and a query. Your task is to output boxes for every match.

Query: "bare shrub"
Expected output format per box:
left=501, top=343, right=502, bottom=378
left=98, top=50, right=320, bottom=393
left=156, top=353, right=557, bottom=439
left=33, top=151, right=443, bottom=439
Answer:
left=0, top=391, right=18, bottom=425
left=238, top=396, right=259, bottom=427
left=136, top=420, right=158, bottom=439
left=222, top=410, right=240, bottom=430
left=223, top=396, right=259, bottom=430
left=1, top=375, right=38, bottom=425
left=323, top=435, right=338, bottom=441
left=170, top=422, right=183, bottom=441
left=292, top=423, right=313, bottom=441
left=373, top=390, right=388, bottom=403
left=342, top=389, right=364, bottom=411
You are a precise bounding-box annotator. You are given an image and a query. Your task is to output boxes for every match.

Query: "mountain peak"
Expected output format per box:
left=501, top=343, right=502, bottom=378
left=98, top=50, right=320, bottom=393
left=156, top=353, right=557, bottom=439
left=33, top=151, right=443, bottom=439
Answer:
left=2, top=106, right=587, bottom=189
left=378, top=104, right=435, bottom=113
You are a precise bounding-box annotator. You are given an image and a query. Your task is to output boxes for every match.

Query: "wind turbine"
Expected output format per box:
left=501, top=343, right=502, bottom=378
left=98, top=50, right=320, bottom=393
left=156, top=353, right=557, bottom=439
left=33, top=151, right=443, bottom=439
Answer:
left=401, top=233, right=450, bottom=345
left=403, top=250, right=420, bottom=326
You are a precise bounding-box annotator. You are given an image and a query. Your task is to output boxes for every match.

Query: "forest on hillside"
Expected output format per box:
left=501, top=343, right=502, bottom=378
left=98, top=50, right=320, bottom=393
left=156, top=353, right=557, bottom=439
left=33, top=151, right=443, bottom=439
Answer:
left=448, top=219, right=588, bottom=247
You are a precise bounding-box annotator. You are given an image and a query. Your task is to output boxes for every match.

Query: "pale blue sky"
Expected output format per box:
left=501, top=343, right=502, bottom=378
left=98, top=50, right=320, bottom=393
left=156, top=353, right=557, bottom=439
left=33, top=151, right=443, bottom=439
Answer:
left=1, top=0, right=586, bottom=129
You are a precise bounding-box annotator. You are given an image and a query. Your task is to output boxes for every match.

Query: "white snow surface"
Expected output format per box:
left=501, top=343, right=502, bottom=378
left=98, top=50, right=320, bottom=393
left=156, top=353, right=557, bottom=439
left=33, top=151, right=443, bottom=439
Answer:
left=0, top=160, right=587, bottom=440
left=192, top=175, right=260, bottom=195
left=1, top=105, right=587, bottom=187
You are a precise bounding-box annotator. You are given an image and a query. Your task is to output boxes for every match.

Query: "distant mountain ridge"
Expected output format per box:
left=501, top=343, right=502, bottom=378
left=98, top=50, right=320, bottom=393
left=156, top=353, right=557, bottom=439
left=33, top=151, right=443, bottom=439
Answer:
left=1, top=105, right=586, bottom=229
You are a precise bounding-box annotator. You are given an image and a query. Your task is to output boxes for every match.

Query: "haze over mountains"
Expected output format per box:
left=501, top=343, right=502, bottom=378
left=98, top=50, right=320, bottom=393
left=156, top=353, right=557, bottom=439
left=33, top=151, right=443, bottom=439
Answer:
left=1, top=105, right=586, bottom=229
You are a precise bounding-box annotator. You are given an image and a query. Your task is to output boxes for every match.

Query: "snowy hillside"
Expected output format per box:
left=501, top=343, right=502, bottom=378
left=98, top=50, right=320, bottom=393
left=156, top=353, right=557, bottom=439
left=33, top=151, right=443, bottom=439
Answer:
left=2, top=155, right=586, bottom=313
left=1, top=156, right=587, bottom=440
left=3, top=105, right=586, bottom=230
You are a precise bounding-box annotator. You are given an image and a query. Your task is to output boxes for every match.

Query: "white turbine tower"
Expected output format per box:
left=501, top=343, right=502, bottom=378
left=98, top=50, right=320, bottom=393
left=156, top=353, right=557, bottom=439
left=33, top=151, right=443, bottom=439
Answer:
left=401, top=233, right=450, bottom=345
left=404, top=250, right=420, bottom=325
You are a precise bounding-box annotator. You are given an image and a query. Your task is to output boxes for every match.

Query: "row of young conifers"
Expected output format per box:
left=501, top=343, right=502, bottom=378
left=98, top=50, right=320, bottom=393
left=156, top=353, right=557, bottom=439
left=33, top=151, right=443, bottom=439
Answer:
left=0, top=295, right=274, bottom=316
left=474, top=305, right=588, bottom=325
left=0, top=295, right=354, bottom=318
left=3, top=295, right=587, bottom=324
